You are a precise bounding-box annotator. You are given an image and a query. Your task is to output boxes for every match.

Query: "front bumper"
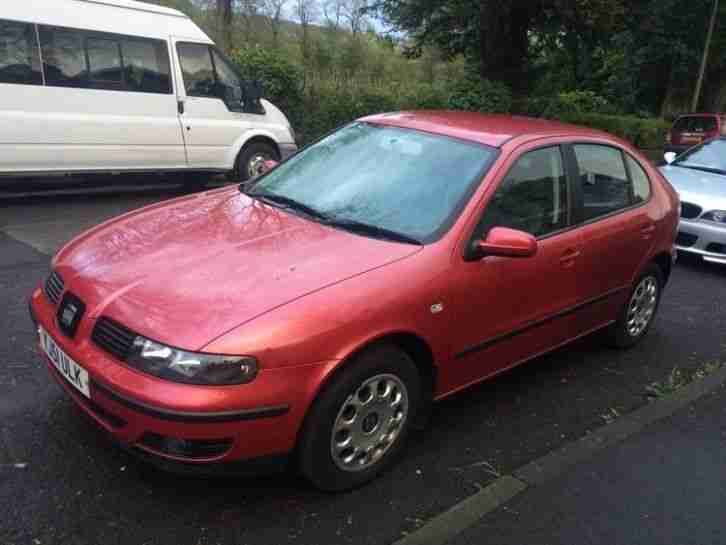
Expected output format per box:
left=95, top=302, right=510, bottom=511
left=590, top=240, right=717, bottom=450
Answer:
left=29, top=287, right=333, bottom=469
left=676, top=219, right=726, bottom=264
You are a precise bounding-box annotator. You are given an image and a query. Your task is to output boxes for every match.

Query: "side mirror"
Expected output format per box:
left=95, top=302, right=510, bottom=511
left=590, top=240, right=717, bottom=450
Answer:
left=224, top=85, right=243, bottom=104
left=664, top=152, right=677, bottom=164
left=470, top=227, right=537, bottom=260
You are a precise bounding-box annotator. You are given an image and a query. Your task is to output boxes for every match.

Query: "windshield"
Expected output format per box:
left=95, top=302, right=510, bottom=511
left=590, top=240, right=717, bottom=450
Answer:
left=673, top=138, right=726, bottom=174
left=247, top=123, right=497, bottom=243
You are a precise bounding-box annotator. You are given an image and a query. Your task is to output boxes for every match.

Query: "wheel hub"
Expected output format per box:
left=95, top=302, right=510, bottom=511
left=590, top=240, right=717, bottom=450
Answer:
left=330, top=374, right=409, bottom=472
left=626, top=276, right=658, bottom=337
left=247, top=153, right=271, bottom=178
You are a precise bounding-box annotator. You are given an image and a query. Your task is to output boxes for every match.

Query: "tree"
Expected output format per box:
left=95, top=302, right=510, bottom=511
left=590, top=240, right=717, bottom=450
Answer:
left=260, top=0, right=289, bottom=48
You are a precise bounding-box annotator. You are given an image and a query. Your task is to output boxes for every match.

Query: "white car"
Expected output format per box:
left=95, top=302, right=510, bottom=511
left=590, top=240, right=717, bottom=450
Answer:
left=0, top=0, right=297, bottom=185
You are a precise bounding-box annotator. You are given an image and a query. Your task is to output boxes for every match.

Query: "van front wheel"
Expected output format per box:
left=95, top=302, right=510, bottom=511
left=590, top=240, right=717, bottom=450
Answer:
left=236, top=142, right=279, bottom=183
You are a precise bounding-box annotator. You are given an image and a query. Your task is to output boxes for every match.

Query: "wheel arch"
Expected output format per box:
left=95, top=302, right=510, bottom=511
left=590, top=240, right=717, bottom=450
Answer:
left=227, top=131, right=281, bottom=171
left=298, top=331, right=438, bottom=443
left=652, top=251, right=672, bottom=285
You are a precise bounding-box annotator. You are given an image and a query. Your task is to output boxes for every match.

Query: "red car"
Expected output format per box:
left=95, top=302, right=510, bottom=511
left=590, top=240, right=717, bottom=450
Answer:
left=665, top=113, right=726, bottom=155
left=29, top=113, right=679, bottom=490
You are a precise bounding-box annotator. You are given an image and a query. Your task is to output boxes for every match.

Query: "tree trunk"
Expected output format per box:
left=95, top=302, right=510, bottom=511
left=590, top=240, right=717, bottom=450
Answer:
left=692, top=0, right=719, bottom=111
left=478, top=0, right=532, bottom=96
left=216, top=0, right=233, bottom=52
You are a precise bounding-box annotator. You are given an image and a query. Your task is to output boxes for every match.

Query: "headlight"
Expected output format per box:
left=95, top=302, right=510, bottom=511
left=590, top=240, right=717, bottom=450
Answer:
left=701, top=210, right=726, bottom=224
left=126, top=336, right=258, bottom=385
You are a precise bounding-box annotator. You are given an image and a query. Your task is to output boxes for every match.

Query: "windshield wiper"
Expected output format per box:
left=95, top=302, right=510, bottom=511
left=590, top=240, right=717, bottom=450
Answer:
left=251, top=192, right=331, bottom=221
left=323, top=217, right=422, bottom=245
left=674, top=164, right=726, bottom=176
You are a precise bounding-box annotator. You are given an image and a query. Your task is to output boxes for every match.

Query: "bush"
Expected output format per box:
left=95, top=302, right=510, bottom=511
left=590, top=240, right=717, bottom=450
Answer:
left=229, top=46, right=304, bottom=128
left=448, top=75, right=512, bottom=113
left=539, top=90, right=615, bottom=117
left=555, top=112, right=670, bottom=149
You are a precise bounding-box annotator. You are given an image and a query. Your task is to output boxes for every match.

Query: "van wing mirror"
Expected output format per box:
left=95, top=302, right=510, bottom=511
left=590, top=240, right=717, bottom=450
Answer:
left=242, top=80, right=265, bottom=113
left=663, top=151, right=677, bottom=164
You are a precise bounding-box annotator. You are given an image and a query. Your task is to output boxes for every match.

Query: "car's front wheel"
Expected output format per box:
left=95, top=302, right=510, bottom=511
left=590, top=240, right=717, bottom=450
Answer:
left=607, top=263, right=663, bottom=348
left=298, top=344, right=421, bottom=491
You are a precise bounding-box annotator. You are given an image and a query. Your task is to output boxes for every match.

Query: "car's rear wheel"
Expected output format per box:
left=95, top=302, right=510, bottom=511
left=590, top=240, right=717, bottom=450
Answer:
left=607, top=263, right=663, bottom=348
left=298, top=344, right=421, bottom=491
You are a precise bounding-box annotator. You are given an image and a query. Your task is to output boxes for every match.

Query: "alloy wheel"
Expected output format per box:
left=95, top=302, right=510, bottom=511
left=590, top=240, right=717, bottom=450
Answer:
left=330, top=374, right=409, bottom=472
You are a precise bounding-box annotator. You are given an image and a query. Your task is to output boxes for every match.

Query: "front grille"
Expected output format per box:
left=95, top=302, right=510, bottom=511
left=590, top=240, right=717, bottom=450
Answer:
left=676, top=231, right=698, bottom=247
left=44, top=271, right=64, bottom=305
left=92, top=317, right=137, bottom=361
left=680, top=202, right=703, bottom=219
left=706, top=242, right=726, bottom=255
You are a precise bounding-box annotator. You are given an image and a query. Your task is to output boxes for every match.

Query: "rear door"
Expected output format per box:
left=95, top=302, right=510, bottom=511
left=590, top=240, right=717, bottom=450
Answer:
left=674, top=115, right=718, bottom=149
left=172, top=39, right=259, bottom=170
left=27, top=25, right=185, bottom=173
left=568, top=143, right=655, bottom=328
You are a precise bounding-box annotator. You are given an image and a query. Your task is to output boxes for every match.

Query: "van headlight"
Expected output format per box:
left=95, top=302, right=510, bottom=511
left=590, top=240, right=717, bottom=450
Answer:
left=701, top=210, right=726, bottom=224
left=127, top=337, right=258, bottom=385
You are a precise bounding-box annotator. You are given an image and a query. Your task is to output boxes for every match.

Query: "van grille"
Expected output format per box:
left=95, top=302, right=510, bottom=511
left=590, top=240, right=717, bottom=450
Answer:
left=44, top=271, right=64, bottom=305
left=92, top=317, right=137, bottom=361
left=680, top=202, right=702, bottom=219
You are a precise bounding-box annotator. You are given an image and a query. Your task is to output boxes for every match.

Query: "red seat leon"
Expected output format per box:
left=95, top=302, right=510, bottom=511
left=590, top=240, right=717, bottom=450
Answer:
left=30, top=112, right=679, bottom=490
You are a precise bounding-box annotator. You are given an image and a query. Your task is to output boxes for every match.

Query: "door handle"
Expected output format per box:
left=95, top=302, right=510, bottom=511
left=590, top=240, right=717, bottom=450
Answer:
left=177, top=100, right=185, bottom=114
left=639, top=223, right=656, bottom=238
left=559, top=248, right=581, bottom=267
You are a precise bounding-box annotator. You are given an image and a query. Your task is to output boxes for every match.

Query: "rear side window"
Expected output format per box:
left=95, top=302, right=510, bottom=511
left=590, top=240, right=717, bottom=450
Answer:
left=0, top=19, right=42, bottom=85
left=87, top=37, right=123, bottom=88
left=477, top=146, right=569, bottom=238
left=122, top=39, right=171, bottom=94
left=573, top=144, right=631, bottom=221
left=39, top=26, right=87, bottom=87
left=177, top=43, right=216, bottom=98
left=625, top=154, right=651, bottom=203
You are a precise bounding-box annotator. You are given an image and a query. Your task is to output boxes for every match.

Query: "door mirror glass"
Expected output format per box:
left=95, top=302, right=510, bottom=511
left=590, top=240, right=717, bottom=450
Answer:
left=476, top=227, right=537, bottom=259
left=664, top=151, right=677, bottom=164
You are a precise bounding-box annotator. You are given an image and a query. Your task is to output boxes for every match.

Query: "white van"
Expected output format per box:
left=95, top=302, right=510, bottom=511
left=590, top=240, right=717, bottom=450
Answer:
left=0, top=0, right=297, bottom=185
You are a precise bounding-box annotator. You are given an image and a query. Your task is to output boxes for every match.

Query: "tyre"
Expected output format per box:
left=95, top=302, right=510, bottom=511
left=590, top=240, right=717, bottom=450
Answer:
left=298, top=344, right=421, bottom=491
left=607, top=263, right=664, bottom=348
left=236, top=141, right=279, bottom=183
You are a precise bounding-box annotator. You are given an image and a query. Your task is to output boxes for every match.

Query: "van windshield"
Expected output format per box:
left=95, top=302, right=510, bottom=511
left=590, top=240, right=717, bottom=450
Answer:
left=247, top=123, right=497, bottom=244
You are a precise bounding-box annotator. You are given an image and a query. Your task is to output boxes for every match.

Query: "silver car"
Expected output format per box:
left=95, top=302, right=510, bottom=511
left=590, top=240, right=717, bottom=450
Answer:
left=660, top=138, right=726, bottom=265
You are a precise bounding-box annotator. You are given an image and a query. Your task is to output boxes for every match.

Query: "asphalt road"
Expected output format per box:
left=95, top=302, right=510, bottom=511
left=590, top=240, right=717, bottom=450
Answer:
left=1, top=183, right=725, bottom=545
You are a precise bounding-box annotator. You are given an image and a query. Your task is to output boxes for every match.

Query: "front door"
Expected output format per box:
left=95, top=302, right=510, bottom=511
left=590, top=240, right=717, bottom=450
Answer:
left=172, top=40, right=254, bottom=170
left=443, top=144, right=586, bottom=392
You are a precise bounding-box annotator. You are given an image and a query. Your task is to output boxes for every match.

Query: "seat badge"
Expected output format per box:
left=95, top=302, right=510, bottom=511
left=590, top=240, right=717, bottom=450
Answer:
left=61, top=303, right=78, bottom=328
left=430, top=303, right=444, bottom=314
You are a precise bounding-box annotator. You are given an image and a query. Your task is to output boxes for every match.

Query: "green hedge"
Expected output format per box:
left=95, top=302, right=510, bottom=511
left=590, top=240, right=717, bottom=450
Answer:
left=555, top=112, right=670, bottom=149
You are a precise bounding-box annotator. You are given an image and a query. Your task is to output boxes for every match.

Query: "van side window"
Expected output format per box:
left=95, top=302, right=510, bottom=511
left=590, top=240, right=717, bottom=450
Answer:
left=573, top=144, right=631, bottom=221
left=177, top=43, right=216, bottom=98
left=122, top=39, right=171, bottom=94
left=87, top=37, right=123, bottom=88
left=39, top=26, right=88, bottom=87
left=0, top=19, right=42, bottom=85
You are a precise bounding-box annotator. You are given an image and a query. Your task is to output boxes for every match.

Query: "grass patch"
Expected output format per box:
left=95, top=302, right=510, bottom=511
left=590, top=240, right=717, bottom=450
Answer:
left=645, top=360, right=724, bottom=400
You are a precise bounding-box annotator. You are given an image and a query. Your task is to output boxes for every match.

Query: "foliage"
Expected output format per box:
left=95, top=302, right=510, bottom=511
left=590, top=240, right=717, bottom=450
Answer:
left=229, top=46, right=304, bottom=123
left=447, top=75, right=512, bottom=114
left=555, top=112, right=671, bottom=149
left=536, top=90, right=614, bottom=118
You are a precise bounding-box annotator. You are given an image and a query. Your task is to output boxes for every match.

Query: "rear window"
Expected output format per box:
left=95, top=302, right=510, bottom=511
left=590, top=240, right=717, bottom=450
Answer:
left=673, top=116, right=718, bottom=133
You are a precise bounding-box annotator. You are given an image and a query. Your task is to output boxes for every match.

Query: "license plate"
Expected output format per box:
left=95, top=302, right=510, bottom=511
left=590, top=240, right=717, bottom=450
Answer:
left=39, top=327, right=90, bottom=398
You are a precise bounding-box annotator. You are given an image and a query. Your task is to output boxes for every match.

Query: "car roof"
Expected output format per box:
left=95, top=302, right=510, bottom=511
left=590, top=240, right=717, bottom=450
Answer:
left=360, top=111, right=612, bottom=148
